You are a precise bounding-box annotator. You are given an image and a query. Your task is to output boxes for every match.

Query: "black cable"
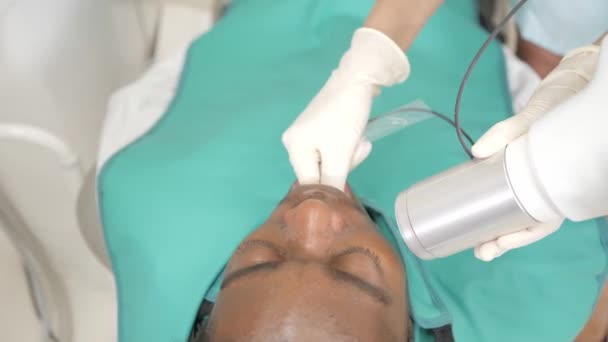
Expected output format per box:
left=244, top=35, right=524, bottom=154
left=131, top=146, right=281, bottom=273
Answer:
left=454, top=0, right=529, bottom=159
left=371, top=1, right=528, bottom=155
left=416, top=108, right=476, bottom=146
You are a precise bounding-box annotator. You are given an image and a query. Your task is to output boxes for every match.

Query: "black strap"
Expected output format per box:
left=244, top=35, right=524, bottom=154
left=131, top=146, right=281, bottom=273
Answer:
left=189, top=300, right=215, bottom=342
left=477, top=0, right=507, bottom=43
left=432, top=325, right=455, bottom=342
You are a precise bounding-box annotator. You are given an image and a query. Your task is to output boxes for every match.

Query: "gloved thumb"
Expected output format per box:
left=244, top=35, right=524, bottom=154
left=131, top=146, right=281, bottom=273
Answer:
left=471, top=114, right=534, bottom=158
left=349, top=139, right=372, bottom=171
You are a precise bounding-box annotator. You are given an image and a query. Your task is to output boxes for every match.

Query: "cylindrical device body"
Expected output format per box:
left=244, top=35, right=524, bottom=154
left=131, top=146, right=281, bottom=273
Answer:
left=395, top=149, right=539, bottom=259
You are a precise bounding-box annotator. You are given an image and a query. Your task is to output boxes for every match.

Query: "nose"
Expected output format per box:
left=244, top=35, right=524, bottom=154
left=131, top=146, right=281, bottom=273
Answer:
left=283, top=198, right=346, bottom=256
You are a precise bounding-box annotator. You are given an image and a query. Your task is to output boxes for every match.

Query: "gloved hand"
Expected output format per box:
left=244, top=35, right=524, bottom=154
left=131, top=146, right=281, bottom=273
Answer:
left=282, top=28, right=410, bottom=190
left=472, top=42, right=601, bottom=262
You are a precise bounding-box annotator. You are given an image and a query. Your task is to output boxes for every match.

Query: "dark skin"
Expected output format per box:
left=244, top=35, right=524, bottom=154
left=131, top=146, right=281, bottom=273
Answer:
left=517, top=38, right=562, bottom=78
left=198, top=1, right=435, bottom=331
left=519, top=32, right=608, bottom=78
left=207, top=184, right=408, bottom=341
left=198, top=31, right=608, bottom=342
left=200, top=2, right=456, bottom=340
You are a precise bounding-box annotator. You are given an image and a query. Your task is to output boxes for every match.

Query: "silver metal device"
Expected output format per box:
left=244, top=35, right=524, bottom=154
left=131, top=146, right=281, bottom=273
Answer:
left=394, top=149, right=539, bottom=260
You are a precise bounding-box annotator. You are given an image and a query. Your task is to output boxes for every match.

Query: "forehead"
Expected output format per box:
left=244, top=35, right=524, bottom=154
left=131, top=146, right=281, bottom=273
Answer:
left=212, top=264, right=390, bottom=337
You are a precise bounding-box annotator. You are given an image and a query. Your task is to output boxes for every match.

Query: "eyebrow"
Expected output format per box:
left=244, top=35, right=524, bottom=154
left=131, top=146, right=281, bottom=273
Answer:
left=221, top=261, right=281, bottom=289
left=221, top=242, right=391, bottom=305
left=235, top=239, right=285, bottom=256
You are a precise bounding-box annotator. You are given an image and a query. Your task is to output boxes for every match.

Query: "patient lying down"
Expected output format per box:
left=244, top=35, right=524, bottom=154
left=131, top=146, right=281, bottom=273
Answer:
left=188, top=183, right=608, bottom=342
left=191, top=184, right=411, bottom=342
left=185, top=34, right=608, bottom=342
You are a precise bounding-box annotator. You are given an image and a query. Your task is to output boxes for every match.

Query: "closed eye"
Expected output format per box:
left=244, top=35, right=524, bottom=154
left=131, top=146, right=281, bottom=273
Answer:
left=223, top=239, right=286, bottom=289
left=331, top=246, right=382, bottom=274
left=235, top=239, right=285, bottom=257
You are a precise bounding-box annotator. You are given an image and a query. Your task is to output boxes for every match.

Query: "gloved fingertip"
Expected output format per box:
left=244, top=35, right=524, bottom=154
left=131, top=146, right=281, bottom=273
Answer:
left=357, top=139, right=372, bottom=159
left=474, top=242, right=501, bottom=262
left=473, top=246, right=486, bottom=260
left=472, top=116, right=533, bottom=158
left=493, top=249, right=508, bottom=259
left=360, top=138, right=372, bottom=151
left=471, top=135, right=507, bottom=159
left=297, top=177, right=319, bottom=186
left=321, top=151, right=353, bottom=191
left=350, top=140, right=373, bottom=171
left=319, top=170, right=348, bottom=191
left=322, top=176, right=347, bottom=191
left=474, top=250, right=494, bottom=262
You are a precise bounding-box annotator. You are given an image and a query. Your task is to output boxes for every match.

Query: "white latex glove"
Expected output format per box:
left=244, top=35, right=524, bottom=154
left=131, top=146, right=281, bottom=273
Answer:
left=282, top=28, right=410, bottom=190
left=472, top=42, right=601, bottom=262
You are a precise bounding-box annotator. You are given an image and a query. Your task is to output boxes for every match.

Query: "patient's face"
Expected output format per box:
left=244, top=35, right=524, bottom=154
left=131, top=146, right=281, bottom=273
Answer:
left=208, top=184, right=408, bottom=341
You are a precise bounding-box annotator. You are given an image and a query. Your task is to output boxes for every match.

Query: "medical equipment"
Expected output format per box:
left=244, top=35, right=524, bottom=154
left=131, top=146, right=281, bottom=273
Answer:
left=365, top=100, right=431, bottom=141
left=365, top=100, right=475, bottom=145
left=368, top=0, right=530, bottom=157
left=394, top=0, right=608, bottom=259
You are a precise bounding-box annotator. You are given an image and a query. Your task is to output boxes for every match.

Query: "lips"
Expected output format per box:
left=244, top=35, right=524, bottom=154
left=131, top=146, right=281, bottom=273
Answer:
left=301, top=186, right=345, bottom=199
left=303, top=190, right=329, bottom=201
left=287, top=184, right=364, bottom=213
left=292, top=185, right=354, bottom=207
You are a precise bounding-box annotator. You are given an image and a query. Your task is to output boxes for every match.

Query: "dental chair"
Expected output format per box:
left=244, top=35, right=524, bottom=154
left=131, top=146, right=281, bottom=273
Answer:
left=0, top=123, right=115, bottom=342
left=77, top=170, right=112, bottom=271
left=0, top=182, right=72, bottom=342
left=76, top=0, right=227, bottom=271
left=0, top=1, right=222, bottom=341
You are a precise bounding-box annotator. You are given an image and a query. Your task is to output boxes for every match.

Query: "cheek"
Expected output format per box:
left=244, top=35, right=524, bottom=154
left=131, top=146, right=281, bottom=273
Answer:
left=379, top=246, right=406, bottom=287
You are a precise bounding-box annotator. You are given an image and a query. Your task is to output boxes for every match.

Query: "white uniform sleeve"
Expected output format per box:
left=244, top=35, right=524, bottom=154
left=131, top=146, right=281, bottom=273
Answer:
left=97, top=51, right=186, bottom=172
left=528, top=36, right=608, bottom=221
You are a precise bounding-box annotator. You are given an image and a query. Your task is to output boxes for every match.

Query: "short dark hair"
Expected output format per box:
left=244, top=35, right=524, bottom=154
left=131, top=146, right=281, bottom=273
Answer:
left=190, top=315, right=214, bottom=342
left=189, top=300, right=215, bottom=342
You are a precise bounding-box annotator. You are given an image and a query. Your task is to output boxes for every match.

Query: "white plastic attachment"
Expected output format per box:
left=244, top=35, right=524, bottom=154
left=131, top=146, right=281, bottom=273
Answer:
left=364, top=100, right=432, bottom=142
